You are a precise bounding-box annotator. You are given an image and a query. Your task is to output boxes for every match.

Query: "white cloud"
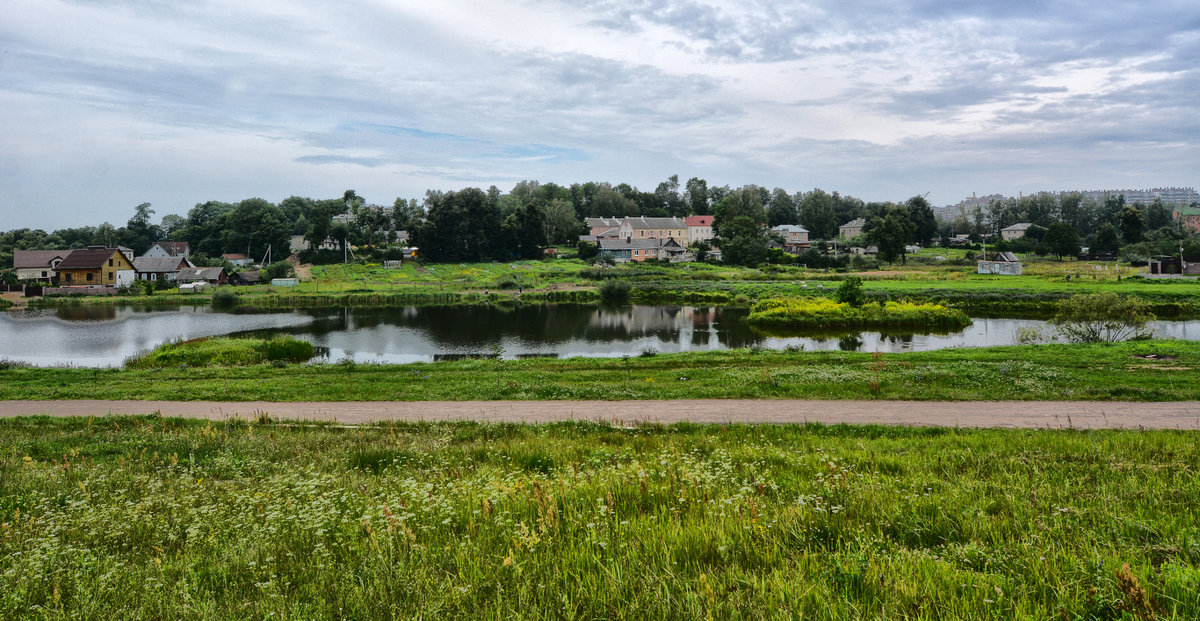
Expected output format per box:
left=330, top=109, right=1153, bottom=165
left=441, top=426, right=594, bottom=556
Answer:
left=0, top=0, right=1197, bottom=229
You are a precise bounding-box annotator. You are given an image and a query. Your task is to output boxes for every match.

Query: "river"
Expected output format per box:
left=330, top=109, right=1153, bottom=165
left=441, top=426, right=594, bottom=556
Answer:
left=1, top=304, right=1197, bottom=367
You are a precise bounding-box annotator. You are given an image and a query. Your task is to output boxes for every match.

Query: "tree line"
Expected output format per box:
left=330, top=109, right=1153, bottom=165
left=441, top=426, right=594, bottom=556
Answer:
left=3, top=177, right=1198, bottom=272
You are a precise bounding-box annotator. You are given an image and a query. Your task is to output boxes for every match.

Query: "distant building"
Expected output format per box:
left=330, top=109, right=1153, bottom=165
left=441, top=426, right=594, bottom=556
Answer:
left=978, top=251, right=1023, bottom=276
left=55, top=247, right=135, bottom=287
left=12, top=250, right=71, bottom=282
left=838, top=218, right=865, bottom=238
left=222, top=253, right=254, bottom=267
left=144, top=241, right=190, bottom=258
left=618, top=216, right=687, bottom=241
left=684, top=215, right=714, bottom=244
left=1174, top=206, right=1200, bottom=234
left=1001, top=223, right=1033, bottom=241
left=133, top=256, right=194, bottom=282
left=770, top=224, right=810, bottom=252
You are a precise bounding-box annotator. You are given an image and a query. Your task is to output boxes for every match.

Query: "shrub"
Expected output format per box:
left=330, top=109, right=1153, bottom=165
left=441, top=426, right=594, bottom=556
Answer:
left=746, top=297, right=970, bottom=330
left=1052, top=292, right=1155, bottom=343
left=211, top=288, right=239, bottom=309
left=598, top=279, right=632, bottom=304
left=261, top=261, right=296, bottom=281
left=260, top=336, right=315, bottom=363
left=835, top=276, right=865, bottom=307
left=495, top=276, right=519, bottom=290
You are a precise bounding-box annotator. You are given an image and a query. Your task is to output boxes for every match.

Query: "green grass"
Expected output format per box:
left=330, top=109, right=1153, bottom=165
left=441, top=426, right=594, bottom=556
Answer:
left=4, top=341, right=1199, bottom=402
left=0, top=417, right=1196, bottom=618
left=18, top=257, right=1200, bottom=317
left=124, top=336, right=315, bottom=369
left=746, top=298, right=971, bottom=330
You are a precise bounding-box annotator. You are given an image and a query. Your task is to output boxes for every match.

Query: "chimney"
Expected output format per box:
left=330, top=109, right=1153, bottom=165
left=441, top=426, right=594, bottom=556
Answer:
left=626, top=237, right=631, bottom=244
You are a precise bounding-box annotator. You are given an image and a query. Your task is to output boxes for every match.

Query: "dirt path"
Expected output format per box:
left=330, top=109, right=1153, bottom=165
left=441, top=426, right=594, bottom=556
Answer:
left=2, top=400, right=1198, bottom=429
left=1, top=292, right=27, bottom=310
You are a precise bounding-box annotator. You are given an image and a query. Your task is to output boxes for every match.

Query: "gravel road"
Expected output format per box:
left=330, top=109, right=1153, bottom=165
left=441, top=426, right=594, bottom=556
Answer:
left=2, top=400, right=1199, bottom=429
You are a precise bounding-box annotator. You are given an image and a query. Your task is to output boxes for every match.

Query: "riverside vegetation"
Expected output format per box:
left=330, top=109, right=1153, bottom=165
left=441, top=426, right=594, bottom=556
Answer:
left=1, top=417, right=1197, bottom=618
left=2, top=341, right=1198, bottom=402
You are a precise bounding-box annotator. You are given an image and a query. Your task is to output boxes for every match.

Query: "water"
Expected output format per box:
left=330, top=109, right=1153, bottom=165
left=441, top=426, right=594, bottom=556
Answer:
left=2, top=304, right=1198, bottom=367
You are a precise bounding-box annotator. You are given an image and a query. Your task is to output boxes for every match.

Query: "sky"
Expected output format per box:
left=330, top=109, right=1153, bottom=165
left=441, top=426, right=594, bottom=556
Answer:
left=2, top=0, right=1198, bottom=230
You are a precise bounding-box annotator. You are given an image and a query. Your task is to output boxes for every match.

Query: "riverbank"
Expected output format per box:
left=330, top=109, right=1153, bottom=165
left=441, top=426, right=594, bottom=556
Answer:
left=3, top=341, right=1198, bottom=402
left=17, top=257, right=1200, bottom=317
left=1, top=416, right=1196, bottom=618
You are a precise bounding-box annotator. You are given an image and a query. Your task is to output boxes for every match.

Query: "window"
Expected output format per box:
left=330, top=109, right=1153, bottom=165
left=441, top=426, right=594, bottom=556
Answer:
left=108, top=259, right=113, bottom=267
left=86, top=273, right=93, bottom=281
left=41, top=271, right=47, bottom=277
left=65, top=273, right=72, bottom=282
left=107, top=272, right=113, bottom=281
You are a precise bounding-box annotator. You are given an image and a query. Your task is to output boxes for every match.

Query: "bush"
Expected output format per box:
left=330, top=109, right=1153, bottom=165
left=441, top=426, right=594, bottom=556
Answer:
left=577, top=241, right=598, bottom=261
left=598, top=279, right=632, bottom=304
left=746, top=297, right=970, bottom=330
left=835, top=276, right=865, bottom=307
left=211, top=288, right=239, bottom=309
left=261, top=261, right=296, bottom=281
left=260, top=336, right=315, bottom=363
left=1052, top=292, right=1155, bottom=343
left=495, top=276, right=519, bottom=290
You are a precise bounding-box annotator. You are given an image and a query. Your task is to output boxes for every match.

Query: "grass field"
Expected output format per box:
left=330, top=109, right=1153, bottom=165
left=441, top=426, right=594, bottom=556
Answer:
left=3, top=341, right=1198, bottom=402
left=1, top=417, right=1197, bottom=619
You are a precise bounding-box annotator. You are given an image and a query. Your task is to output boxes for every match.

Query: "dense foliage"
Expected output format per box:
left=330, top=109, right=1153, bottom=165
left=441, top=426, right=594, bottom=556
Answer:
left=745, top=298, right=971, bottom=330
left=125, top=336, right=315, bottom=368
left=1, top=418, right=1197, bottom=618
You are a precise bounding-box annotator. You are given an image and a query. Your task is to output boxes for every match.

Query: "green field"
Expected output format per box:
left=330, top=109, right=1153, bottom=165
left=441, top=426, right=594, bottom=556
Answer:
left=22, top=256, right=1199, bottom=317
left=3, top=341, right=1198, bottom=402
left=1, top=417, right=1197, bottom=618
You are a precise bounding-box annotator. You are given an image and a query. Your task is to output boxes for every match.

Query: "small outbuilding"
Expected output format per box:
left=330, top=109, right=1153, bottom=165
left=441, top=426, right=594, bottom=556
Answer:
left=977, top=251, right=1023, bottom=275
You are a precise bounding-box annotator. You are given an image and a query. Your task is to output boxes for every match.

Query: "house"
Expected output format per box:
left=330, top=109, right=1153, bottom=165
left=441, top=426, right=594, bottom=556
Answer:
left=977, top=251, right=1023, bottom=275
left=229, top=270, right=261, bottom=286
left=838, top=218, right=866, bottom=238
left=1001, top=223, right=1033, bottom=241
left=1173, top=206, right=1200, bottom=234
left=597, top=237, right=679, bottom=262
left=685, top=215, right=714, bottom=243
left=577, top=226, right=621, bottom=244
left=143, top=241, right=190, bottom=258
left=586, top=217, right=624, bottom=236
left=133, top=256, right=194, bottom=282
left=222, top=253, right=254, bottom=267
left=54, top=247, right=135, bottom=287
left=618, top=216, right=687, bottom=241
left=770, top=224, right=810, bottom=252
left=175, top=267, right=228, bottom=285
left=12, top=249, right=71, bottom=282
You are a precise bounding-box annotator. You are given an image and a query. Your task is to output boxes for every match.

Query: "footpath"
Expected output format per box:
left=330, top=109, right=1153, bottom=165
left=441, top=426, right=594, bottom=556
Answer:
left=2, top=399, right=1199, bottom=429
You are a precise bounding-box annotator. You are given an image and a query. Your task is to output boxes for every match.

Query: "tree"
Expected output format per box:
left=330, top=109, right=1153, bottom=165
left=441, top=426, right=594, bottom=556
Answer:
left=905, top=196, right=937, bottom=246
left=684, top=177, right=709, bottom=215
left=541, top=199, right=579, bottom=245
left=391, top=198, right=423, bottom=232
left=835, top=275, right=865, bottom=307
left=1093, top=223, right=1121, bottom=255
left=712, top=186, right=766, bottom=240
left=1118, top=205, right=1145, bottom=243
left=412, top=187, right=501, bottom=262
left=867, top=205, right=915, bottom=265
left=121, top=202, right=159, bottom=255
left=1052, top=292, right=1154, bottom=343
left=767, top=188, right=798, bottom=227
left=797, top=189, right=837, bottom=239
left=159, top=214, right=185, bottom=239
left=1043, top=222, right=1080, bottom=259
left=1145, top=198, right=1172, bottom=231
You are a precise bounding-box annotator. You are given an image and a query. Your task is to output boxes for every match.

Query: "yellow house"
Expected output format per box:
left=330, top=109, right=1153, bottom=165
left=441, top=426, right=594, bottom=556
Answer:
left=55, top=247, right=135, bottom=286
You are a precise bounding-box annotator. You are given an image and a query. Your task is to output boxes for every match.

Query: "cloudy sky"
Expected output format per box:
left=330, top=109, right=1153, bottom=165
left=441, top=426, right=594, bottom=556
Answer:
left=2, top=0, right=1198, bottom=230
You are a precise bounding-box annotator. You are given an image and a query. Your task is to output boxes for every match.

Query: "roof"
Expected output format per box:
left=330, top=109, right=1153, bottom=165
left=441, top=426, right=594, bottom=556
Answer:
left=992, top=251, right=1021, bottom=262
left=232, top=270, right=260, bottom=283
left=55, top=247, right=126, bottom=270
left=13, top=249, right=72, bottom=269
left=625, top=216, right=686, bottom=229
left=133, top=256, right=191, bottom=273
left=772, top=224, right=809, bottom=233
left=150, top=241, right=189, bottom=256
left=685, top=215, right=713, bottom=226
left=1001, top=222, right=1033, bottom=231
left=839, top=218, right=866, bottom=229
left=598, top=238, right=673, bottom=251
left=176, top=267, right=226, bottom=281
left=586, top=217, right=623, bottom=228
left=592, top=227, right=620, bottom=237
left=222, top=253, right=250, bottom=260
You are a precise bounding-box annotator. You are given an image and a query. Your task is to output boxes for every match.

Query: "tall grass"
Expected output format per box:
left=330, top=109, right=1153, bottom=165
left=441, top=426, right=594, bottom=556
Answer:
left=0, top=418, right=1196, bottom=619
left=746, top=297, right=972, bottom=330
left=125, top=336, right=314, bottom=369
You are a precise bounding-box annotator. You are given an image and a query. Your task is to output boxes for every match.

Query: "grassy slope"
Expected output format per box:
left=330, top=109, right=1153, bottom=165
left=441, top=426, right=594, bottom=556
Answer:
left=3, top=340, right=1199, bottom=402
left=1, top=417, right=1196, bottom=618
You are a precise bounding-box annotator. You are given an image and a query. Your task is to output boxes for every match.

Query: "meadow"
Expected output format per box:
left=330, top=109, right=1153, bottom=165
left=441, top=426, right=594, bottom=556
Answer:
left=1, top=416, right=1196, bottom=619
left=24, top=255, right=1199, bottom=317
left=3, top=341, right=1198, bottom=402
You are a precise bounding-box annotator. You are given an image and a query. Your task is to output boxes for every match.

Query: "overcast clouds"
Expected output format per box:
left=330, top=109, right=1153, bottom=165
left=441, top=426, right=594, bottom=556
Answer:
left=2, top=0, right=1197, bottom=229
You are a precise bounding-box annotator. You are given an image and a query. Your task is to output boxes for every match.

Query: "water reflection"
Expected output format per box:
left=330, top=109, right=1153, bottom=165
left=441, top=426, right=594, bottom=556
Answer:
left=2, top=303, right=1199, bottom=367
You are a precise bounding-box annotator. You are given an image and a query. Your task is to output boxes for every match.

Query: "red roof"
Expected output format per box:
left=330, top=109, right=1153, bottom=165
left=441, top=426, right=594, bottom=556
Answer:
left=685, top=215, right=713, bottom=226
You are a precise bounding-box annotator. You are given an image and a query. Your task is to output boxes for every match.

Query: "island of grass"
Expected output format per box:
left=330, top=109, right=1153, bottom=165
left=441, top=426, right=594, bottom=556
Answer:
left=126, top=336, right=314, bottom=369
left=745, top=297, right=971, bottom=331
